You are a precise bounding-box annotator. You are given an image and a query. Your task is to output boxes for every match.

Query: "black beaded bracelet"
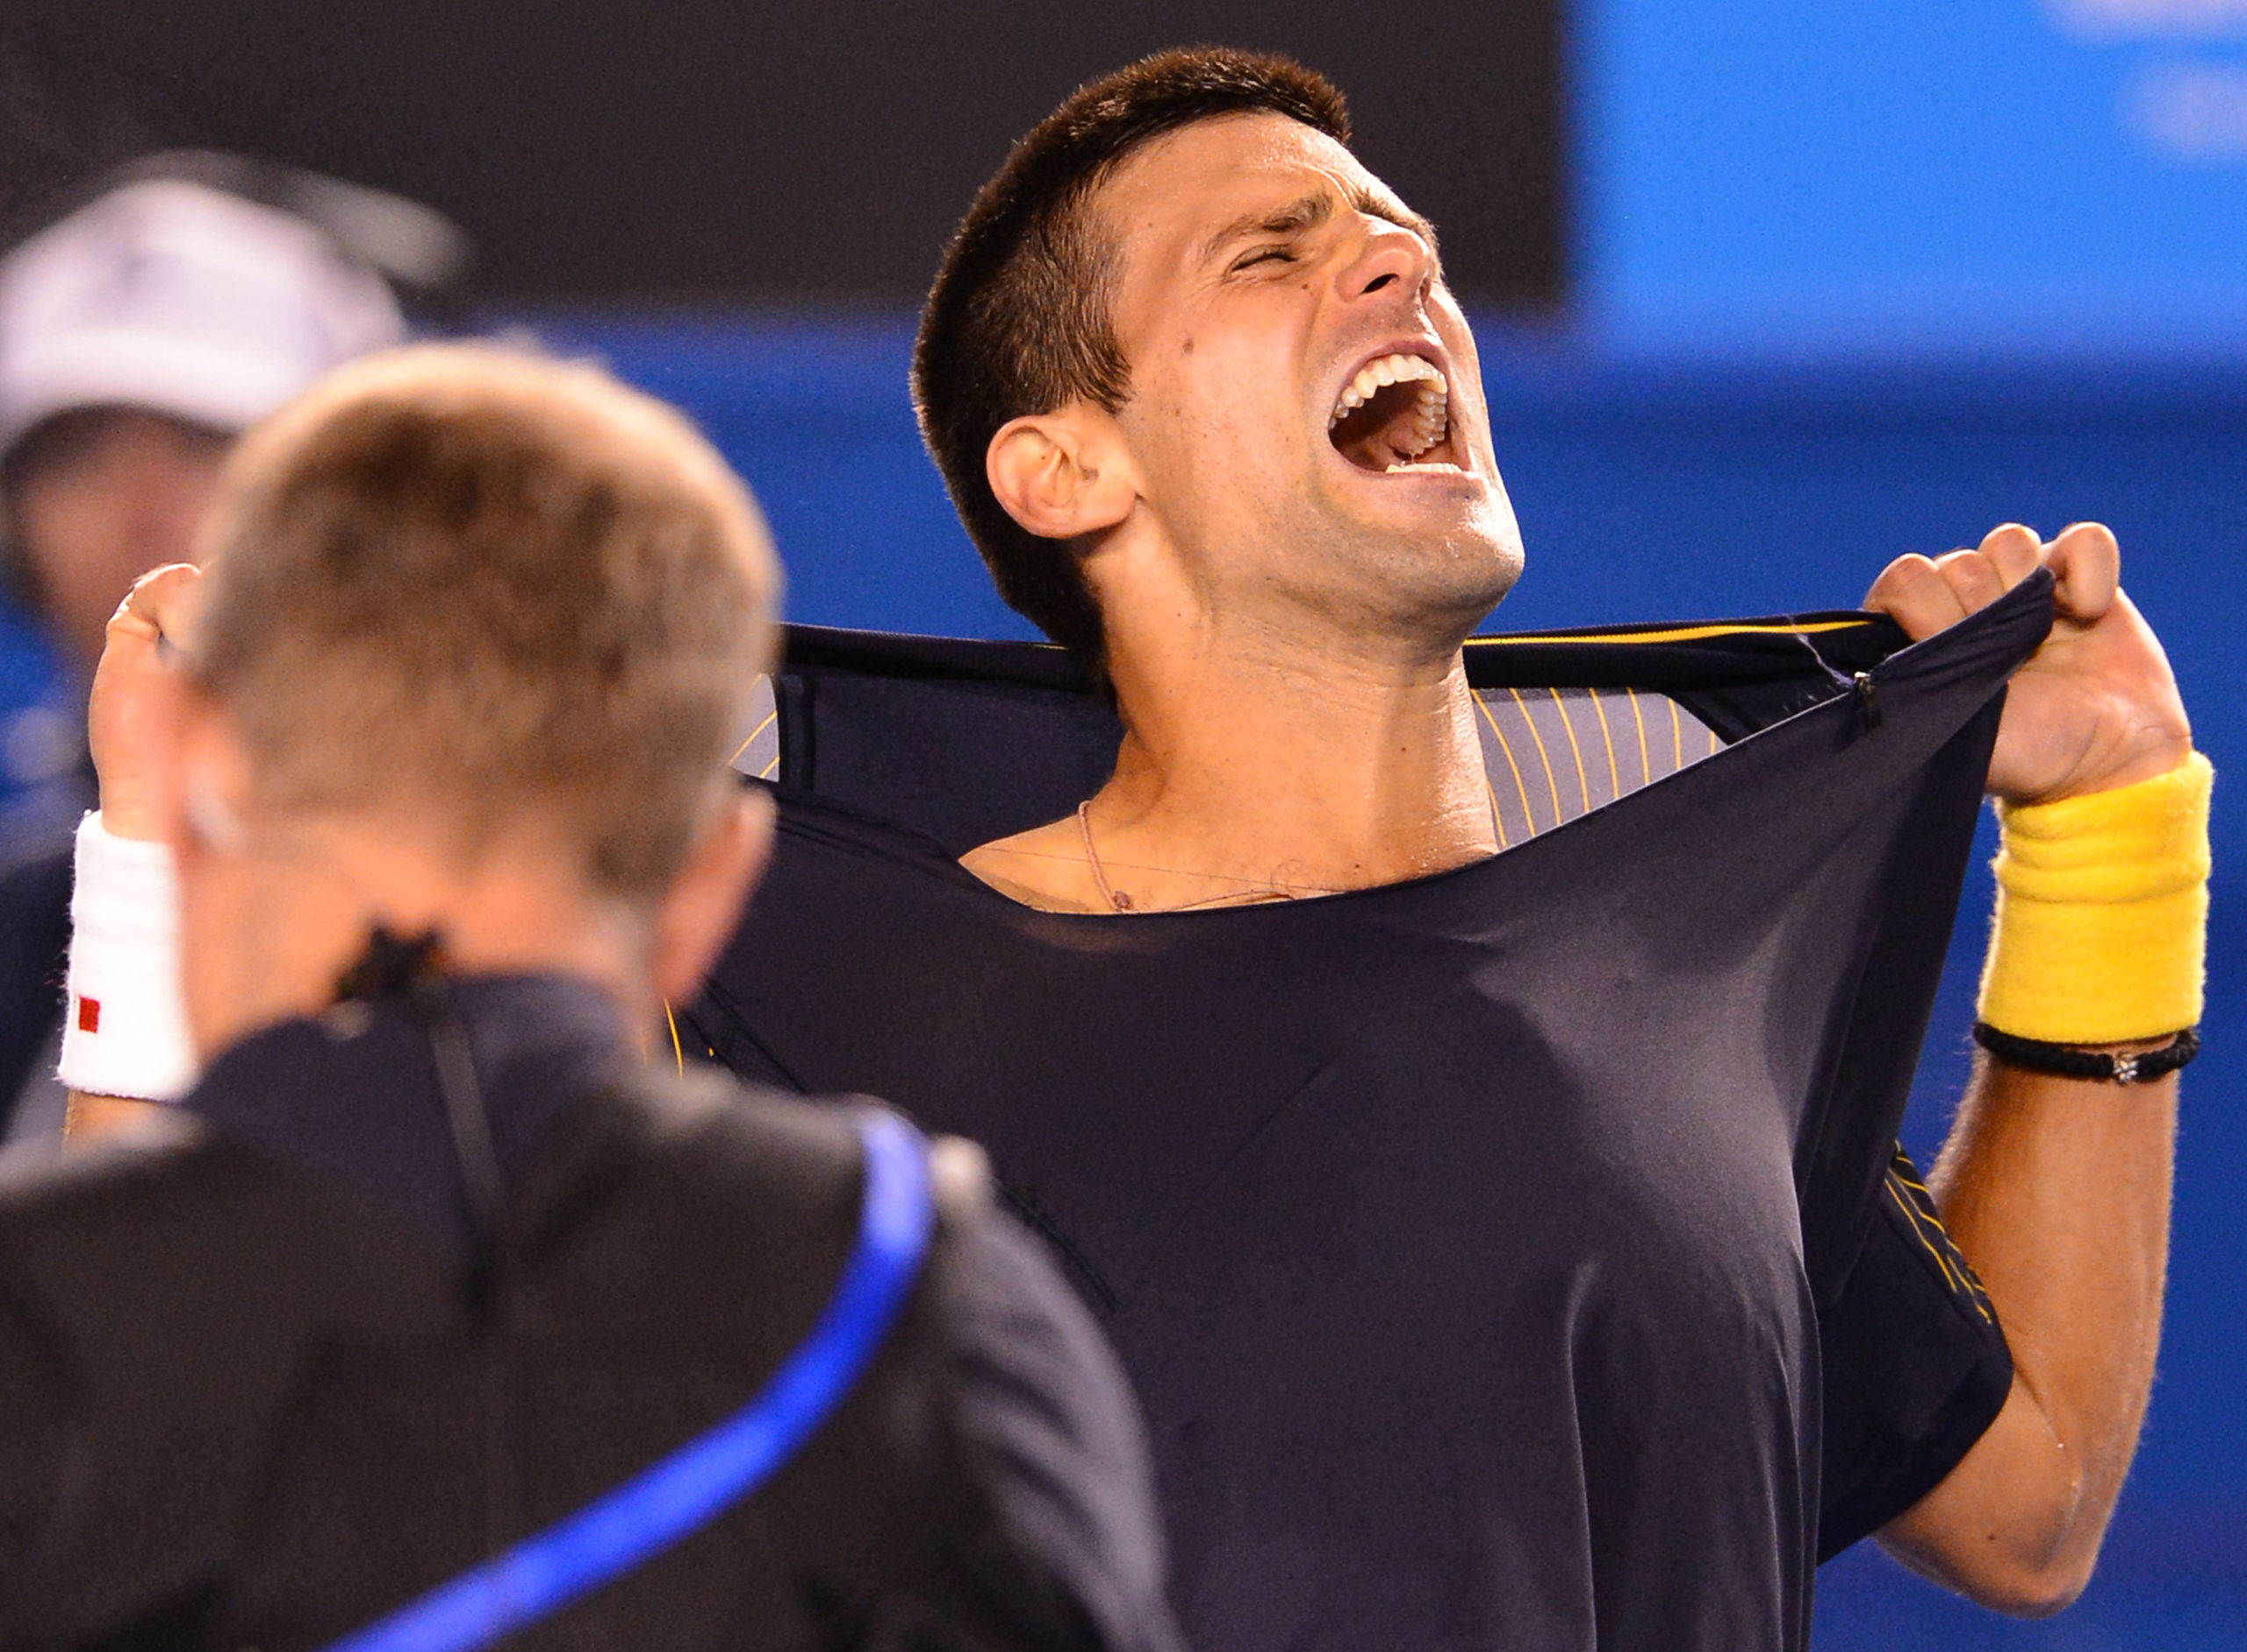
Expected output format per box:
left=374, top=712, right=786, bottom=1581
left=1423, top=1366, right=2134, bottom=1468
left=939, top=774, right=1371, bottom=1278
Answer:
left=1971, top=1022, right=2200, bottom=1084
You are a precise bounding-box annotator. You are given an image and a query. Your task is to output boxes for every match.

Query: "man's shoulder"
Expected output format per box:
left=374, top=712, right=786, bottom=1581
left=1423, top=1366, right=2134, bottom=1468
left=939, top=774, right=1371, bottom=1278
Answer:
left=539, top=1069, right=926, bottom=1312
left=571, top=1069, right=1047, bottom=1354
left=0, top=1110, right=236, bottom=1243
left=0, top=1113, right=403, bottom=1474
left=621, top=1072, right=1179, bottom=1652
left=585, top=1065, right=885, bottom=1201
left=0, top=1114, right=402, bottom=1318
left=576, top=1069, right=1023, bottom=1281
left=615, top=1068, right=1004, bottom=1223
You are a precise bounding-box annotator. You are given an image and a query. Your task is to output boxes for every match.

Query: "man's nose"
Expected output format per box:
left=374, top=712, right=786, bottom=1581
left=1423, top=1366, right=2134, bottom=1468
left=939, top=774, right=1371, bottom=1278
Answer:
left=1338, top=219, right=1435, bottom=305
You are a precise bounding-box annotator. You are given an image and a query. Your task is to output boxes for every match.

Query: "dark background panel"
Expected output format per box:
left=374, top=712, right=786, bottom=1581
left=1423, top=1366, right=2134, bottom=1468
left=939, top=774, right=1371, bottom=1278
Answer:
left=0, top=1, right=1564, bottom=307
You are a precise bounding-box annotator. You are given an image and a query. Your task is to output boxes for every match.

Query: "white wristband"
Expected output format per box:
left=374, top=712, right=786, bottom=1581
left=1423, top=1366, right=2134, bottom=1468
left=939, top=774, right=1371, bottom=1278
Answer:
left=57, top=811, right=197, bottom=1102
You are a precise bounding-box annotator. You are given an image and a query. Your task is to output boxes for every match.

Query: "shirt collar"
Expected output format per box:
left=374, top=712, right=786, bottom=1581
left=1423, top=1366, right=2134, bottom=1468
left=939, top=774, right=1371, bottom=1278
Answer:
left=184, top=973, right=630, bottom=1268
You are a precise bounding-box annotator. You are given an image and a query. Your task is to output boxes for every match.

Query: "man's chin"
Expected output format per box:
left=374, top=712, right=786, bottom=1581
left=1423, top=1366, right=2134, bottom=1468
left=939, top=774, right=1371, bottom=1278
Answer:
left=1435, top=547, right=1526, bottom=633
left=1349, top=500, right=1526, bottom=613
left=1472, top=542, right=1527, bottom=614
left=1325, top=536, right=1526, bottom=650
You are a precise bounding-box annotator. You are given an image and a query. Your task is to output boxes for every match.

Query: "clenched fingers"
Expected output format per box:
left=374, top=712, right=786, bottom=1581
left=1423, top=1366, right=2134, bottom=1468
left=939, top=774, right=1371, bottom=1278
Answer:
left=1934, top=548, right=2009, bottom=614
left=1863, top=553, right=1967, bottom=641
left=1975, top=523, right=2044, bottom=588
left=1935, top=522, right=2044, bottom=617
left=1866, top=524, right=2055, bottom=641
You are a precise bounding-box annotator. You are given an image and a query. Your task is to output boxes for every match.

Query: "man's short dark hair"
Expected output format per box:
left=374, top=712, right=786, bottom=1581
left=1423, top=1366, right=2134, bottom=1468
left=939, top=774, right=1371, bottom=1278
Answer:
left=913, top=47, right=1350, bottom=672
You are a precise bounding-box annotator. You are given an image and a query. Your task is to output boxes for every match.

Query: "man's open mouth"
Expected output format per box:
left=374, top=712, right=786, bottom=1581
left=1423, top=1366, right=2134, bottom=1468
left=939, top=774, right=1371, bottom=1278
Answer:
left=1327, top=352, right=1462, bottom=473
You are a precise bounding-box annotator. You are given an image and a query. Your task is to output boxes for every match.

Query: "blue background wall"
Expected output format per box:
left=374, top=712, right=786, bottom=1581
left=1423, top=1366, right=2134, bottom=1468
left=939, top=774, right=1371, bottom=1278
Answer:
left=1581, top=0, right=2247, bottom=352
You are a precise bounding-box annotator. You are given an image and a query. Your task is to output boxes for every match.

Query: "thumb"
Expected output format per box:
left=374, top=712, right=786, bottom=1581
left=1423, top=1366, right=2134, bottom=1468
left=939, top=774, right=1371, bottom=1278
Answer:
left=2043, top=523, right=2119, bottom=625
left=106, top=563, right=205, bottom=652
left=90, top=564, right=204, bottom=840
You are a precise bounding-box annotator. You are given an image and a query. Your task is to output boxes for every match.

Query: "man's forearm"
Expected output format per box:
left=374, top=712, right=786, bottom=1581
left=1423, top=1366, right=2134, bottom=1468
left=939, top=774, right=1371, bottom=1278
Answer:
left=1896, top=1052, right=2175, bottom=1604
left=1877, top=748, right=2206, bottom=1609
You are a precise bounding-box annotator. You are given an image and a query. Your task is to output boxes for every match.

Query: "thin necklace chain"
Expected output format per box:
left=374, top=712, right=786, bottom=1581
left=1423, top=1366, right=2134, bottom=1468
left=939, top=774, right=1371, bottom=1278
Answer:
left=1069, top=788, right=1510, bottom=915
left=1074, top=800, right=1346, bottom=913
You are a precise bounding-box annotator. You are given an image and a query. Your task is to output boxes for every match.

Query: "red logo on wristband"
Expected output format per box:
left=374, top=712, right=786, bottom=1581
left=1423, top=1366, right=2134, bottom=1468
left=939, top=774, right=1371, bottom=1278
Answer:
left=75, top=996, right=100, bottom=1034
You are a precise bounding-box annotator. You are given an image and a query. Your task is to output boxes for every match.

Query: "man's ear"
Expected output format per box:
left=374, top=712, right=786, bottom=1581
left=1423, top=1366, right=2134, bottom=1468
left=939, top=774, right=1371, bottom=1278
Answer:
left=987, top=406, right=1136, bottom=542
left=162, top=687, right=252, bottom=864
left=650, top=788, right=773, bottom=1007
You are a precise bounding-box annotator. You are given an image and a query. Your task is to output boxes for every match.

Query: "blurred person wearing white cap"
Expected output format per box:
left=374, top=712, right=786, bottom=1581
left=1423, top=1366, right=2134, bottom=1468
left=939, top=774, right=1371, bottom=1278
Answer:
left=0, top=162, right=434, bottom=1138
left=0, top=169, right=408, bottom=712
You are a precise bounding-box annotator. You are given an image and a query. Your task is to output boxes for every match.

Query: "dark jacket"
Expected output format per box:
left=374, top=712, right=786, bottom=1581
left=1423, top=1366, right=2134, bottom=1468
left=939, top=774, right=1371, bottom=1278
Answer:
left=0, top=977, right=1181, bottom=1652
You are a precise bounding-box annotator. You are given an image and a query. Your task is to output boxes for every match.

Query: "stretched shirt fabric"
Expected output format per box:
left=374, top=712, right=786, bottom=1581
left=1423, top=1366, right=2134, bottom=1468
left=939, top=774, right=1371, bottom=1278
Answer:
left=691, top=580, right=2050, bottom=1652
left=0, top=974, right=1183, bottom=1652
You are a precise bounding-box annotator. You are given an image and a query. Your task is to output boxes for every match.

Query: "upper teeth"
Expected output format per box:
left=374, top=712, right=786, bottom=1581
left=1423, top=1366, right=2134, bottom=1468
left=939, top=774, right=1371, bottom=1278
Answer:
left=1329, top=352, right=1450, bottom=459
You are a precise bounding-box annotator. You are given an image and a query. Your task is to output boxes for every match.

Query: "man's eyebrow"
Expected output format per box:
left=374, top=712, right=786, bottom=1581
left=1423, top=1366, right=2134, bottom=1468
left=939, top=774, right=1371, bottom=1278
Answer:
left=1197, top=193, right=1332, bottom=266
left=1196, top=187, right=1441, bottom=267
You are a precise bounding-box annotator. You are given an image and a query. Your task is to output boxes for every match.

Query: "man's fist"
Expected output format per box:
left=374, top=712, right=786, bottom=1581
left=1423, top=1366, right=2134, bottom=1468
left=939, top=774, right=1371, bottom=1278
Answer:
left=1864, top=523, right=2192, bottom=805
left=87, top=562, right=204, bottom=843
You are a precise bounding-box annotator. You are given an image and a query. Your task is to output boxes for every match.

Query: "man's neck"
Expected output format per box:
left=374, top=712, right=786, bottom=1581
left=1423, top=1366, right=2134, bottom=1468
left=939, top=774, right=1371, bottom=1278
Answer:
left=183, top=815, right=653, bottom=1059
left=965, top=618, right=1497, bottom=913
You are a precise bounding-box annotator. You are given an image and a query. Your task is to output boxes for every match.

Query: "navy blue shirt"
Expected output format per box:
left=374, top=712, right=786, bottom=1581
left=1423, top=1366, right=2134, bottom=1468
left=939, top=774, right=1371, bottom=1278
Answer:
left=693, top=588, right=2042, bottom=1652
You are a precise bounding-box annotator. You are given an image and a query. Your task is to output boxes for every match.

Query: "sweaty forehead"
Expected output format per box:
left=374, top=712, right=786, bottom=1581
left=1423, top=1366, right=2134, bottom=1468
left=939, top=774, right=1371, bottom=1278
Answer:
left=1095, top=112, right=1416, bottom=282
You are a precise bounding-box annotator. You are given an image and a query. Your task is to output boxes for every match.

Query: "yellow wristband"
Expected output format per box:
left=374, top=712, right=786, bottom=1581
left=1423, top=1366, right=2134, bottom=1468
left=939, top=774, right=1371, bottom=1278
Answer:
left=1978, top=751, right=2214, bottom=1044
